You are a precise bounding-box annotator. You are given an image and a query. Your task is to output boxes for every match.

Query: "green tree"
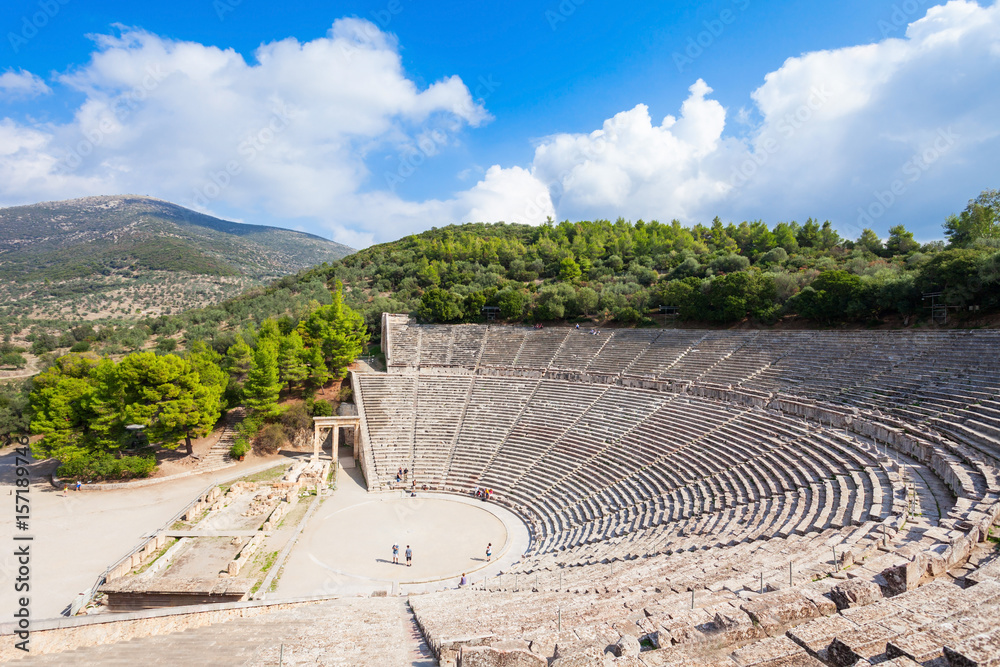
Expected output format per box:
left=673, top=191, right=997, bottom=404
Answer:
left=297, top=282, right=368, bottom=379
left=559, top=255, right=582, bottom=282
left=277, top=330, right=309, bottom=389
left=114, top=352, right=223, bottom=455
left=303, top=345, right=330, bottom=391
left=857, top=228, right=884, bottom=255
left=244, top=341, right=282, bottom=417
left=497, top=289, right=528, bottom=320
left=29, top=353, right=101, bottom=461
left=792, top=270, right=871, bottom=322
left=418, top=287, right=464, bottom=323
left=944, top=189, right=1000, bottom=247
left=885, top=225, right=920, bottom=255
left=576, top=286, right=599, bottom=316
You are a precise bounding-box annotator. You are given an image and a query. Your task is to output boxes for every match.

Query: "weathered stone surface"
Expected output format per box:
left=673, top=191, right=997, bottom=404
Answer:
left=459, top=645, right=548, bottom=667
left=786, top=614, right=857, bottom=653
left=825, top=624, right=900, bottom=666
left=740, top=590, right=820, bottom=634
left=729, top=635, right=804, bottom=666
left=611, top=635, right=640, bottom=658
left=886, top=631, right=946, bottom=663
left=943, top=626, right=1000, bottom=667
left=881, top=559, right=922, bottom=596
left=798, top=586, right=838, bottom=616
left=549, top=646, right=607, bottom=667
left=966, top=556, right=1000, bottom=586
left=830, top=578, right=883, bottom=610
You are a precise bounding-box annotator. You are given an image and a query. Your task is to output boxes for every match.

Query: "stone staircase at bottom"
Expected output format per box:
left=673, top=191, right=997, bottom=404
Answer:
left=10, top=598, right=437, bottom=666
left=195, top=408, right=247, bottom=474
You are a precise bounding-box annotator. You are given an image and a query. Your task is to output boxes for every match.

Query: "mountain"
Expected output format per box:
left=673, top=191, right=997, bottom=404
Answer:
left=0, top=196, right=354, bottom=321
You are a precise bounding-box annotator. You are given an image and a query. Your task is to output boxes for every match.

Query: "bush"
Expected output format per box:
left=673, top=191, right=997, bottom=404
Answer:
left=253, top=423, right=287, bottom=456
left=57, top=452, right=157, bottom=481
left=281, top=402, right=312, bottom=432
left=311, top=399, right=333, bottom=416
left=230, top=412, right=265, bottom=458
left=69, top=341, right=91, bottom=353
left=337, top=385, right=353, bottom=402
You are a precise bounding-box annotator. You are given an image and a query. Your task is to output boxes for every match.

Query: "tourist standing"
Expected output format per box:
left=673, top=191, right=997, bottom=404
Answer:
left=405, top=545, right=412, bottom=567
left=486, top=543, right=492, bottom=562
left=392, top=543, right=399, bottom=564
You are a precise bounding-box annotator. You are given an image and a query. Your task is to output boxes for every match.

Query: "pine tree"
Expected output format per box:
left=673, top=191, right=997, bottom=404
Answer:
left=277, top=330, right=309, bottom=389
left=304, top=345, right=329, bottom=391
left=244, top=340, right=281, bottom=416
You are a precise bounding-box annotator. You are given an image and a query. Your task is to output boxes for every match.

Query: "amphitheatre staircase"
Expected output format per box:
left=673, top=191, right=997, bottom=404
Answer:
left=8, top=322, right=1000, bottom=666
left=194, top=408, right=244, bottom=474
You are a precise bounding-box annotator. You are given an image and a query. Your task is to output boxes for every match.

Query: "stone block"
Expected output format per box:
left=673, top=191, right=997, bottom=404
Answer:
left=886, top=631, right=947, bottom=663
left=966, top=556, right=1000, bottom=586
left=459, top=646, right=547, bottom=667
left=730, top=635, right=804, bottom=666
left=943, top=626, right=1000, bottom=667
left=830, top=579, right=883, bottom=610
left=880, top=559, right=922, bottom=597
left=947, top=536, right=974, bottom=568
left=611, top=635, right=640, bottom=658
left=740, top=590, right=820, bottom=635
left=825, top=624, right=900, bottom=666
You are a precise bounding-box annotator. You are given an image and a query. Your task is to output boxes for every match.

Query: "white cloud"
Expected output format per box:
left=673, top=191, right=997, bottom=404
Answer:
left=1, top=2, right=999, bottom=246
left=0, top=69, right=51, bottom=98
left=0, top=21, right=490, bottom=244
left=520, top=0, right=1000, bottom=238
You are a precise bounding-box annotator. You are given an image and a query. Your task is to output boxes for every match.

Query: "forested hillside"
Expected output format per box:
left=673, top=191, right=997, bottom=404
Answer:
left=0, top=195, right=353, bottom=326
left=295, top=188, right=1000, bottom=330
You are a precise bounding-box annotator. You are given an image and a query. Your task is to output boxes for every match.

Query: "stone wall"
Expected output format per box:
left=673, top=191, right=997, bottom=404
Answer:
left=0, top=597, right=331, bottom=662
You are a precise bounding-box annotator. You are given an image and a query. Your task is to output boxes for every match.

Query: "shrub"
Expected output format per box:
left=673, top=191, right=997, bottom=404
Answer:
left=337, top=385, right=353, bottom=402
left=253, top=423, right=287, bottom=456
left=58, top=452, right=157, bottom=481
left=311, top=399, right=334, bottom=417
left=280, top=402, right=312, bottom=442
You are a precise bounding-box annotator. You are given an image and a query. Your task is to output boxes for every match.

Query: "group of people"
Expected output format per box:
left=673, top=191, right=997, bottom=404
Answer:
left=532, top=323, right=545, bottom=329
left=391, top=542, right=412, bottom=566
left=395, top=467, right=408, bottom=483
left=472, top=486, right=493, bottom=501
left=574, top=324, right=601, bottom=335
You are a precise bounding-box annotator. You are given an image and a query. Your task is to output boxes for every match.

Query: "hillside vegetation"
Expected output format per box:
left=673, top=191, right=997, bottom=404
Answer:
left=282, top=188, right=1000, bottom=330
left=0, top=195, right=353, bottom=323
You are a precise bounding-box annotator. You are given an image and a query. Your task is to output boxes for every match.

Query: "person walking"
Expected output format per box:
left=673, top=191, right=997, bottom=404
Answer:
left=405, top=545, right=412, bottom=567
left=392, top=543, right=399, bottom=564
left=486, top=543, right=492, bottom=562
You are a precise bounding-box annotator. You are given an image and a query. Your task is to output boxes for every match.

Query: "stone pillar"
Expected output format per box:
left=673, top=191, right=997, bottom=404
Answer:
left=333, top=424, right=340, bottom=455
left=313, top=423, right=320, bottom=460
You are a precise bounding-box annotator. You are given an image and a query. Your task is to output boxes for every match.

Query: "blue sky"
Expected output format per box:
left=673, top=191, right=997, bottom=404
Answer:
left=1, top=0, right=998, bottom=247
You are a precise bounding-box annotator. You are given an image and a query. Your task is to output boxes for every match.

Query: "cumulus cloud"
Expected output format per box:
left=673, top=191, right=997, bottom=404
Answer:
left=0, top=69, right=51, bottom=98
left=523, top=0, right=1000, bottom=239
left=0, top=20, right=490, bottom=245
left=1, top=2, right=998, bottom=245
